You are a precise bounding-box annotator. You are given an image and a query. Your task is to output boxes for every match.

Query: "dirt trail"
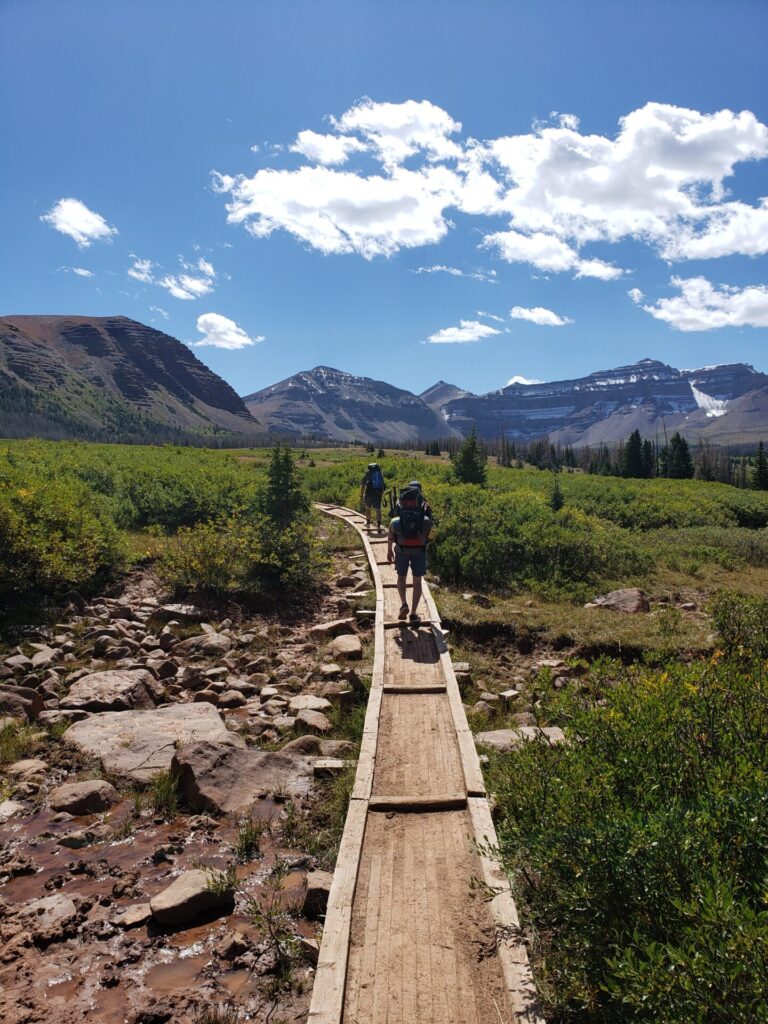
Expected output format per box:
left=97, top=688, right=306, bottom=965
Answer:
left=310, top=507, right=543, bottom=1024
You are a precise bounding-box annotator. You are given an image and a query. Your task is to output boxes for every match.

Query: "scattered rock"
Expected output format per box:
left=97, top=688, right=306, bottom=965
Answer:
left=18, top=894, right=78, bottom=945
left=49, top=780, right=120, bottom=815
left=475, top=726, right=566, bottom=752
left=0, top=685, right=45, bottom=721
left=309, top=618, right=357, bottom=640
left=585, top=588, right=651, bottom=614
left=289, top=694, right=332, bottom=714
left=0, top=799, right=26, bottom=823
left=281, top=735, right=321, bottom=755
left=7, top=758, right=47, bottom=781
left=296, top=709, right=333, bottom=734
left=61, top=669, right=162, bottom=712
left=172, top=741, right=315, bottom=813
left=216, top=689, right=247, bottom=709
left=65, top=703, right=243, bottom=782
left=155, top=604, right=205, bottom=623
left=302, top=870, right=333, bottom=919
left=172, top=632, right=234, bottom=657
left=149, top=869, right=234, bottom=927
left=328, top=634, right=363, bottom=660
left=116, top=903, right=153, bottom=929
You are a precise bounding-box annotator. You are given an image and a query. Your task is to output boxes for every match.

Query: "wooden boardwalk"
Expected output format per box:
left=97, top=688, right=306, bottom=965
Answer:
left=310, top=505, right=543, bottom=1024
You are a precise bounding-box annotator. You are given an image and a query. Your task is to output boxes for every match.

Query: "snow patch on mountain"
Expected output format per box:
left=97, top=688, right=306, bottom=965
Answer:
left=690, top=382, right=729, bottom=417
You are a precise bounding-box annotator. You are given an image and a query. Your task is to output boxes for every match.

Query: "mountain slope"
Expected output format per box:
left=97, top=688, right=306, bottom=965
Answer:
left=419, top=380, right=473, bottom=414
left=0, top=315, right=257, bottom=439
left=243, top=366, right=456, bottom=443
left=441, top=359, right=768, bottom=446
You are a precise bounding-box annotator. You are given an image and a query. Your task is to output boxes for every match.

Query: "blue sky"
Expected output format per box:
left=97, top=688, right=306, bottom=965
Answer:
left=2, top=0, right=767, bottom=397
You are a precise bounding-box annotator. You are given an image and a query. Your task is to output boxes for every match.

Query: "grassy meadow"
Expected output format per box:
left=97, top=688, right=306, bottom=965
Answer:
left=2, top=437, right=768, bottom=1021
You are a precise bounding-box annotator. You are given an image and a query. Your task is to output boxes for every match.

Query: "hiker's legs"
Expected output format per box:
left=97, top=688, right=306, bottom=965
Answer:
left=363, top=499, right=371, bottom=527
left=411, top=574, right=423, bottom=616
left=397, top=573, right=408, bottom=608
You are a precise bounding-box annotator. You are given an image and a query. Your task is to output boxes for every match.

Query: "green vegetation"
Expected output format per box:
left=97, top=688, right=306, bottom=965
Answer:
left=452, top=425, right=487, bottom=484
left=149, top=769, right=180, bottom=818
left=485, top=651, right=768, bottom=1023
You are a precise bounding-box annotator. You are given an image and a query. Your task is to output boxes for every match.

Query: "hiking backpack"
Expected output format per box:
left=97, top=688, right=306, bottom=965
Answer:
left=369, top=466, right=384, bottom=493
left=396, top=486, right=428, bottom=544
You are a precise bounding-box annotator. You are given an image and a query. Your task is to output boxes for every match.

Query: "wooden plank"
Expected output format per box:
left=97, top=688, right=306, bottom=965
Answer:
left=382, top=683, right=446, bottom=694
left=467, top=797, right=546, bottom=1024
left=368, top=794, right=467, bottom=812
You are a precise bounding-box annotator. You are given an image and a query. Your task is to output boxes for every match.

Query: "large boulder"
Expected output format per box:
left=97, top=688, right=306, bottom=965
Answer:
left=585, top=588, right=651, bottom=614
left=49, top=780, right=120, bottom=815
left=475, top=726, right=566, bottom=753
left=289, top=695, right=332, bottom=714
left=171, top=741, right=314, bottom=814
left=61, top=669, right=162, bottom=712
left=64, top=703, right=243, bottom=782
left=150, top=869, right=234, bottom=927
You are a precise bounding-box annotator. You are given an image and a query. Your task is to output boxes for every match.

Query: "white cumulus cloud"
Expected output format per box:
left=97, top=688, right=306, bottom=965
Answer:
left=426, top=319, right=502, bottom=344
left=290, top=130, right=368, bottom=165
left=192, top=313, right=264, bottom=350
left=41, top=198, right=118, bottom=248
left=510, top=305, right=573, bottom=326
left=213, top=99, right=768, bottom=276
left=507, top=374, right=544, bottom=385
left=637, top=276, right=768, bottom=331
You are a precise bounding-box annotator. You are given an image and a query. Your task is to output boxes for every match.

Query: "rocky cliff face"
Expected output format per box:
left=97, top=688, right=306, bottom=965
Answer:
left=0, top=315, right=257, bottom=439
left=243, top=366, right=456, bottom=443
left=419, top=380, right=473, bottom=415
left=441, top=359, right=768, bottom=445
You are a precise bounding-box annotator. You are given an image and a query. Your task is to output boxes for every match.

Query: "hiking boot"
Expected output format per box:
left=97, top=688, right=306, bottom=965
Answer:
left=409, top=612, right=421, bottom=626
left=398, top=603, right=409, bottom=620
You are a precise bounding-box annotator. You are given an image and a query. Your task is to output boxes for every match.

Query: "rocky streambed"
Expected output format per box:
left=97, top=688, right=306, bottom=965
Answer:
left=0, top=546, right=375, bottom=1023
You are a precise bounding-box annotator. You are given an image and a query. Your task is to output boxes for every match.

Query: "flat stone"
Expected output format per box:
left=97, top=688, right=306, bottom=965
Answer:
left=0, top=799, right=26, bottom=823
left=155, top=604, right=205, bottom=623
left=585, top=588, right=651, bottom=614
left=172, top=741, right=315, bottom=814
left=18, top=894, right=78, bottom=944
left=319, top=663, right=342, bottom=678
left=61, top=669, right=161, bottom=712
left=4, top=655, right=33, bottom=672
left=49, top=779, right=120, bottom=815
left=296, top=709, right=333, bottom=734
left=302, top=870, right=333, bottom=920
left=309, top=618, right=357, bottom=640
left=172, top=632, right=234, bottom=657
left=475, top=726, right=566, bottom=753
left=289, top=694, right=332, bottom=714
left=64, top=703, right=243, bottom=782
left=31, top=648, right=57, bottom=670
left=116, top=903, right=152, bottom=928
left=217, top=690, right=247, bottom=709
left=328, top=635, right=363, bottom=660
left=7, top=759, right=47, bottom=781
left=150, top=869, right=234, bottom=927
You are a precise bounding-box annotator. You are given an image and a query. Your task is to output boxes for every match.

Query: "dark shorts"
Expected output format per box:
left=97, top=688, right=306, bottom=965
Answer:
left=394, top=546, right=427, bottom=577
left=364, top=490, right=383, bottom=509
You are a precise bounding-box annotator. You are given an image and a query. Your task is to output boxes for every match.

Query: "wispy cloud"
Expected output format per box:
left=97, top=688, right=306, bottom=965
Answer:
left=507, top=375, right=544, bottom=385
left=476, top=309, right=505, bottom=322
left=510, top=305, right=573, bottom=326
left=413, top=264, right=497, bottom=283
left=58, top=265, right=94, bottom=278
left=149, top=305, right=169, bottom=320
left=631, top=276, right=768, bottom=331
left=41, top=198, right=117, bottom=248
left=128, top=256, right=154, bottom=283
left=127, top=254, right=217, bottom=301
left=426, top=319, right=502, bottom=344
left=191, top=312, right=264, bottom=350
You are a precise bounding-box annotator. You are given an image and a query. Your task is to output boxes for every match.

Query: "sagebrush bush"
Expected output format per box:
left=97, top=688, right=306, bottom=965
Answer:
left=487, top=658, right=768, bottom=1023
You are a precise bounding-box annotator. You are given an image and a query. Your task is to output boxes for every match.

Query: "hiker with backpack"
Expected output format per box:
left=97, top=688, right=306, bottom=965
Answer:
left=360, top=462, right=385, bottom=531
left=386, top=480, right=434, bottom=624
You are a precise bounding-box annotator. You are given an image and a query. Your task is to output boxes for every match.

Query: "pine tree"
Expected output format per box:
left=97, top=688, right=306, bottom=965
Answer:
left=642, top=439, right=655, bottom=478
left=621, top=429, right=644, bottom=478
left=452, top=426, right=487, bottom=484
left=666, top=432, right=694, bottom=479
left=549, top=471, right=564, bottom=511
left=752, top=440, right=768, bottom=490
left=263, top=442, right=309, bottom=527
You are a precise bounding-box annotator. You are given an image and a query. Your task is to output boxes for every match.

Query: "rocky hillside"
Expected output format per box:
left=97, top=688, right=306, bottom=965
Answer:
left=440, top=359, right=768, bottom=446
left=0, top=315, right=258, bottom=440
left=419, top=380, right=473, bottom=415
left=243, top=365, right=456, bottom=443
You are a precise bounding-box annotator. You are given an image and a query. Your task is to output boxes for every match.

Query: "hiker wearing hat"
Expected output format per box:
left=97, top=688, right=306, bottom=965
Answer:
left=360, top=462, right=385, bottom=531
left=386, top=481, right=434, bottom=624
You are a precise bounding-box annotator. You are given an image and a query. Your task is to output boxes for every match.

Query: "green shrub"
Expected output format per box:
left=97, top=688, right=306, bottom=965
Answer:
left=711, top=590, right=768, bottom=657
left=487, top=658, right=768, bottom=1023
